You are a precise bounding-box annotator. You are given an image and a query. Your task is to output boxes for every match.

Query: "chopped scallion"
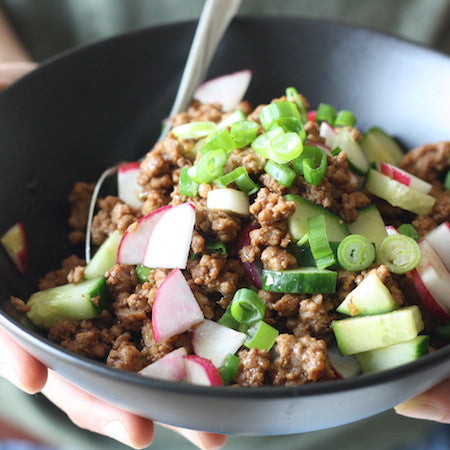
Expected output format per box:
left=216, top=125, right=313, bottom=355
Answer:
left=218, top=353, right=240, bottom=384
left=292, top=145, right=328, bottom=186
left=217, top=110, right=247, bottom=129
left=269, top=132, right=303, bottom=164
left=199, top=128, right=236, bottom=154
left=316, top=103, right=337, bottom=126
left=230, top=288, right=265, bottom=325
left=230, top=120, right=259, bottom=148
left=135, top=265, right=152, bottom=283
left=285, top=86, right=308, bottom=123
left=259, top=101, right=301, bottom=131
left=215, top=167, right=259, bottom=195
left=244, top=320, right=278, bottom=351
left=218, top=309, right=240, bottom=330
left=398, top=224, right=419, bottom=241
left=251, top=126, right=285, bottom=158
left=179, top=167, right=199, bottom=197
left=307, top=215, right=336, bottom=269
left=187, top=148, right=227, bottom=183
left=264, top=159, right=296, bottom=188
left=377, top=234, right=422, bottom=274
left=206, top=240, right=227, bottom=255
left=334, top=110, right=357, bottom=128
left=337, top=234, right=376, bottom=271
left=171, top=121, right=217, bottom=139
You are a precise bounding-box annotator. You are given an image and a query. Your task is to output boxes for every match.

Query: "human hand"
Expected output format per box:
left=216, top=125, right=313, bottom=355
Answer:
left=0, top=326, right=227, bottom=449
left=395, top=378, right=450, bottom=423
left=0, top=61, right=37, bottom=90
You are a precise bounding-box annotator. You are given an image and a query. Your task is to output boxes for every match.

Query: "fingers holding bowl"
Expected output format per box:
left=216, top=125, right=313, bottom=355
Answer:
left=0, top=61, right=37, bottom=91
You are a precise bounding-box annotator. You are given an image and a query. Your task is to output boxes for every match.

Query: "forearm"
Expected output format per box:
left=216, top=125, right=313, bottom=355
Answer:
left=0, top=6, right=31, bottom=62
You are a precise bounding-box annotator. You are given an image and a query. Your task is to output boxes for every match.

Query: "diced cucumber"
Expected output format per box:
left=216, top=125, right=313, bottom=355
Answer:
left=355, top=335, right=430, bottom=373
left=333, top=128, right=369, bottom=175
left=285, top=194, right=350, bottom=242
left=348, top=205, right=387, bottom=248
left=332, top=306, right=424, bottom=355
left=289, top=242, right=340, bottom=268
left=360, top=127, right=404, bottom=165
left=84, top=230, right=123, bottom=279
left=26, top=276, right=109, bottom=328
left=135, top=264, right=152, bottom=283
left=262, top=267, right=337, bottom=294
left=337, top=271, right=398, bottom=316
left=365, top=169, right=436, bottom=215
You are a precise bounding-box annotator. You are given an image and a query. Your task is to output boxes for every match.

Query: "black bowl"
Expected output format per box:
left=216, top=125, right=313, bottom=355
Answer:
left=0, top=18, right=449, bottom=435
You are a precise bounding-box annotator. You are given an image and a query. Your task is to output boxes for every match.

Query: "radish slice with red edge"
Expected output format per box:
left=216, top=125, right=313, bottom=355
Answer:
left=194, top=70, right=252, bottom=112
left=411, top=240, right=450, bottom=321
left=0, top=222, right=28, bottom=275
left=143, top=203, right=196, bottom=269
left=319, top=122, right=337, bottom=149
left=236, top=223, right=263, bottom=289
left=378, top=162, right=432, bottom=194
left=328, top=344, right=361, bottom=379
left=385, top=225, right=399, bottom=236
left=424, top=222, right=450, bottom=271
left=183, top=355, right=223, bottom=386
left=192, top=319, right=246, bottom=367
left=139, top=347, right=187, bottom=381
left=117, top=205, right=171, bottom=265
left=118, top=161, right=143, bottom=209
left=307, top=110, right=317, bottom=122
left=152, top=268, right=203, bottom=343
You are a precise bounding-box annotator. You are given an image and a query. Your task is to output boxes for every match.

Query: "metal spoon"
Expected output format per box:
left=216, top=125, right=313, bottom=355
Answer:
left=85, top=0, right=242, bottom=262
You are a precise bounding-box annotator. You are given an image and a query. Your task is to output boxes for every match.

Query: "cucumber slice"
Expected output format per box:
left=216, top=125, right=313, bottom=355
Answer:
left=360, top=127, right=404, bottom=165
left=337, top=271, right=398, bottom=316
left=84, top=230, right=123, bottom=279
left=332, top=305, right=424, bottom=355
left=365, top=169, right=436, bottom=215
left=355, top=335, right=430, bottom=373
left=26, top=276, right=108, bottom=328
left=348, top=205, right=387, bottom=248
left=262, top=267, right=337, bottom=294
left=285, top=194, right=350, bottom=242
left=289, top=242, right=340, bottom=268
left=333, top=128, right=369, bottom=175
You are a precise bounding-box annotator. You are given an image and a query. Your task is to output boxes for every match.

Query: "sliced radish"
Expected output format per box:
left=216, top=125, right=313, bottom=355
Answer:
left=236, top=223, right=262, bottom=289
left=207, top=188, right=250, bottom=216
left=328, top=344, right=361, bottom=379
left=378, top=162, right=432, bottom=194
left=143, top=203, right=196, bottom=269
left=117, top=205, right=171, bottom=265
left=319, top=121, right=337, bottom=149
left=139, top=347, right=187, bottom=381
left=118, top=161, right=143, bottom=209
left=152, top=268, right=203, bottom=343
left=307, top=110, right=317, bottom=122
left=424, top=222, right=450, bottom=271
left=183, top=355, right=223, bottom=386
left=385, top=225, right=399, bottom=236
left=194, top=70, right=252, bottom=112
left=411, top=240, right=450, bottom=321
left=192, top=319, right=246, bottom=368
left=0, top=222, right=28, bottom=275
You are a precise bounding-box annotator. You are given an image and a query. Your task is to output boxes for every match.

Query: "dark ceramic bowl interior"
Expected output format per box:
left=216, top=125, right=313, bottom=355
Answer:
left=0, top=18, right=449, bottom=435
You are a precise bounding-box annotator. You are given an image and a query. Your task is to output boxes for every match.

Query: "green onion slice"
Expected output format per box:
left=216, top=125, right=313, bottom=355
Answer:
left=268, top=131, right=303, bottom=164
left=377, top=234, right=422, bottom=274
left=199, top=128, right=236, bottom=154
left=316, top=103, right=337, bottom=126
left=230, top=288, right=265, bottom=325
left=445, top=170, right=450, bottom=191
left=264, top=159, right=296, bottom=188
left=206, top=240, right=227, bottom=255
left=398, top=224, right=419, bottom=241
left=251, top=126, right=285, bottom=159
left=171, top=121, right=217, bottom=139
left=259, top=101, right=301, bottom=131
left=215, top=167, right=259, bottom=195
left=243, top=320, right=278, bottom=351
left=292, top=145, right=328, bottom=186
left=307, top=215, right=336, bottom=269
left=271, top=117, right=306, bottom=140
left=179, top=167, right=199, bottom=197
left=335, top=110, right=357, bottom=128
left=337, top=234, right=376, bottom=271
left=218, top=353, right=240, bottom=384
left=218, top=309, right=240, bottom=330
left=230, top=120, right=259, bottom=148
left=285, top=86, right=308, bottom=123
left=217, top=110, right=247, bottom=129
left=135, top=265, right=152, bottom=283
left=187, top=148, right=227, bottom=183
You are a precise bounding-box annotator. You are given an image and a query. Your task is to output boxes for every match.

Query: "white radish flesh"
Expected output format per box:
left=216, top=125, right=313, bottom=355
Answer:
left=118, top=162, right=143, bottom=209
left=139, top=347, right=187, bottom=381
left=183, top=355, right=223, bottom=386
left=207, top=188, right=249, bottom=216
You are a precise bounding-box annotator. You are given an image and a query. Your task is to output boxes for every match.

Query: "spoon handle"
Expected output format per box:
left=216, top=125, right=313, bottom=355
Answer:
left=159, top=0, right=242, bottom=139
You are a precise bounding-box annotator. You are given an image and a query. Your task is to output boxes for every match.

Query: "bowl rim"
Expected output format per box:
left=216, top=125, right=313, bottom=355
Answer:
left=0, top=16, right=449, bottom=399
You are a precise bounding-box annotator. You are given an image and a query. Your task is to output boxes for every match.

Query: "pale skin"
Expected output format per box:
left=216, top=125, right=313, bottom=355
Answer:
left=0, top=7, right=448, bottom=449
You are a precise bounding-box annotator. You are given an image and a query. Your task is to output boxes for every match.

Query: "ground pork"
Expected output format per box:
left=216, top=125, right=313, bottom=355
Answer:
left=38, top=255, right=85, bottom=290
left=170, top=100, right=223, bottom=127
left=260, top=246, right=297, bottom=270
left=225, top=147, right=266, bottom=175
left=250, top=188, right=296, bottom=226
left=106, top=333, right=142, bottom=371
left=233, top=348, right=270, bottom=387
left=67, top=182, right=94, bottom=245
left=270, top=334, right=334, bottom=385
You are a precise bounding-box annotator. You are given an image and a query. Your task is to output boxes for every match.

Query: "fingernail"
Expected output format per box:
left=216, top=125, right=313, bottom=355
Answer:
left=199, top=432, right=226, bottom=450
left=395, top=398, right=446, bottom=422
left=101, top=420, right=133, bottom=447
